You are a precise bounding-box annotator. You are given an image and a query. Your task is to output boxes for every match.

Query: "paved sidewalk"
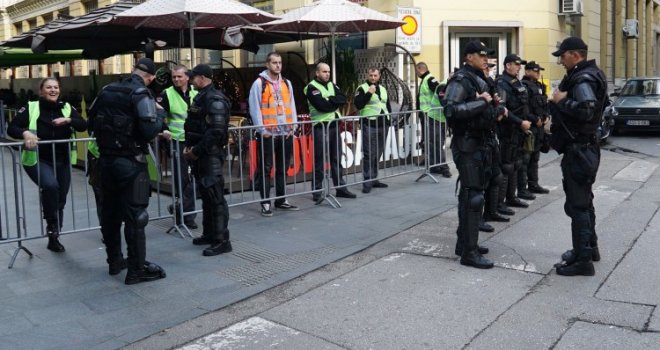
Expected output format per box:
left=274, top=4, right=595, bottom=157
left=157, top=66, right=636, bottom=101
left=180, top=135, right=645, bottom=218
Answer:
left=135, top=148, right=658, bottom=350
left=0, top=160, right=459, bottom=350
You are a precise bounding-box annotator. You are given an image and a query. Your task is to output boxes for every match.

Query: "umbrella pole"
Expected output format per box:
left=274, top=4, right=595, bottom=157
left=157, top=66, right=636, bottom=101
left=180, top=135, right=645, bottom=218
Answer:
left=331, top=27, right=336, bottom=83
left=189, top=13, right=196, bottom=66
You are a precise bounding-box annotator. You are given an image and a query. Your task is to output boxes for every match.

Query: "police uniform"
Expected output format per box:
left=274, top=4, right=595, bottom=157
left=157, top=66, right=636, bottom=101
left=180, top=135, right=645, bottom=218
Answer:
left=354, top=78, right=391, bottom=193
left=521, top=61, right=550, bottom=194
left=304, top=77, right=356, bottom=200
left=185, top=64, right=232, bottom=256
left=481, top=72, right=510, bottom=224
left=160, top=83, right=198, bottom=227
left=549, top=37, right=607, bottom=276
left=442, top=41, right=497, bottom=269
left=496, top=55, right=533, bottom=209
left=89, top=58, right=166, bottom=284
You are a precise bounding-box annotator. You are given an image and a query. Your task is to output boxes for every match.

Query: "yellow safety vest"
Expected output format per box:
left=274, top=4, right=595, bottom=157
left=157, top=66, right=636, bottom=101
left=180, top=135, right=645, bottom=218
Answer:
left=21, top=101, right=77, bottom=166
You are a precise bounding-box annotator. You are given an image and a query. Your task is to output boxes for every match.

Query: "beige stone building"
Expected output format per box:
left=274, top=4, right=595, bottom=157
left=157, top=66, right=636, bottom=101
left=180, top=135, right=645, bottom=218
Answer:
left=1, top=0, right=659, bottom=87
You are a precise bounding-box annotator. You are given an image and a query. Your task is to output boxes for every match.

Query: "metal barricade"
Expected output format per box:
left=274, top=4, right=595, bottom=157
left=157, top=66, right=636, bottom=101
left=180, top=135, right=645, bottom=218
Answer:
left=0, top=108, right=454, bottom=268
left=416, top=107, right=452, bottom=183
left=0, top=137, right=175, bottom=267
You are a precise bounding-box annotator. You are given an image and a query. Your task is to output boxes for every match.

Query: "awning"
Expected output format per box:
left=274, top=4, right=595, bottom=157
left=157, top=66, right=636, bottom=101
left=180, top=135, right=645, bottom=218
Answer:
left=0, top=48, right=85, bottom=67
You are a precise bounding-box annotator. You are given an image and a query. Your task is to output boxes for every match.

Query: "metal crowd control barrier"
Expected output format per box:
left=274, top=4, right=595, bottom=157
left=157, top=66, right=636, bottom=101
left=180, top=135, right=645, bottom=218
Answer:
left=0, top=108, right=452, bottom=268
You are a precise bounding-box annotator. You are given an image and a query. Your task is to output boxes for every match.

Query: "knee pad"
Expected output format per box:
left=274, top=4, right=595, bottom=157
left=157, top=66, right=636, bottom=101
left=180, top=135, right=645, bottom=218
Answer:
left=502, top=163, right=514, bottom=175
left=492, top=172, right=504, bottom=187
left=135, top=209, right=149, bottom=229
left=514, top=159, right=523, bottom=171
left=468, top=191, right=485, bottom=211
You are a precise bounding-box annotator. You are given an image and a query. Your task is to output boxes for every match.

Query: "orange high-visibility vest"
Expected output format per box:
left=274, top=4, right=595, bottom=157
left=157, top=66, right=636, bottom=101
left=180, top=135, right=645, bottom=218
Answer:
left=260, top=77, right=294, bottom=125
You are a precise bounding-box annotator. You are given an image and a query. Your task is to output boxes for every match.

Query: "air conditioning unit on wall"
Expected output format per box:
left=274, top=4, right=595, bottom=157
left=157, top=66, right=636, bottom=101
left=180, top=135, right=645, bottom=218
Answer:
left=559, top=0, right=584, bottom=16
left=623, top=19, right=640, bottom=38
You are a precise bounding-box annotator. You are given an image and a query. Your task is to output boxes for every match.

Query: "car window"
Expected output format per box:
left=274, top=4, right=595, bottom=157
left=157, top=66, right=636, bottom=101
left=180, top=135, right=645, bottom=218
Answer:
left=620, top=79, right=660, bottom=96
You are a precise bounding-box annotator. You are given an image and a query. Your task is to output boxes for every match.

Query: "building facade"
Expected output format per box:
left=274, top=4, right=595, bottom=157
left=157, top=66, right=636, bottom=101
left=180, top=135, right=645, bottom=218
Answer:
left=0, top=0, right=658, bottom=87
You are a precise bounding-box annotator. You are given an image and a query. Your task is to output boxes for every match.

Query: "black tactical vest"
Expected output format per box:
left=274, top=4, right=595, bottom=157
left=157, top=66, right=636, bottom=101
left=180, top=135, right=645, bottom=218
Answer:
left=447, top=66, right=495, bottom=134
left=94, top=76, right=145, bottom=156
left=561, top=61, right=607, bottom=135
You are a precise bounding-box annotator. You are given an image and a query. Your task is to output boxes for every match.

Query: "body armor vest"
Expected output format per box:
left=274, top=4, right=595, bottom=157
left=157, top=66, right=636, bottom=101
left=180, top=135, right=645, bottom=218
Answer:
left=94, top=77, right=145, bottom=156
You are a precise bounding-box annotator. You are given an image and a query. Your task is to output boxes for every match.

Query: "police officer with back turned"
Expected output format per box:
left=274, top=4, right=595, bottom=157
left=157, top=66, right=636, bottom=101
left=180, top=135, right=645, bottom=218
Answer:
left=549, top=37, right=606, bottom=276
left=183, top=64, right=233, bottom=257
left=442, top=41, right=502, bottom=269
left=90, top=58, right=166, bottom=285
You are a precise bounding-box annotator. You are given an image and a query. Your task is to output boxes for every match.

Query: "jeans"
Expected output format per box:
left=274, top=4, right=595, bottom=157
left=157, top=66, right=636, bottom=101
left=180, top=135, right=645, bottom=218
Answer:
left=254, top=134, right=293, bottom=205
left=24, top=159, right=71, bottom=227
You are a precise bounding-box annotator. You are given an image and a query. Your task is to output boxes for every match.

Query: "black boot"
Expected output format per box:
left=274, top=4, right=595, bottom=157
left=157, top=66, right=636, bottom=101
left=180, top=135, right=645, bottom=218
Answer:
left=203, top=240, right=233, bottom=256
left=528, top=182, right=549, bottom=194
left=107, top=257, right=127, bottom=276
left=485, top=180, right=510, bottom=222
left=497, top=204, right=515, bottom=216
left=505, top=197, right=529, bottom=208
left=455, top=245, right=490, bottom=256
left=556, top=260, right=595, bottom=276
left=125, top=261, right=167, bottom=285
left=479, top=219, right=494, bottom=232
left=459, top=206, right=493, bottom=269
left=517, top=189, right=536, bottom=200
left=46, top=223, right=65, bottom=253
left=554, top=248, right=601, bottom=268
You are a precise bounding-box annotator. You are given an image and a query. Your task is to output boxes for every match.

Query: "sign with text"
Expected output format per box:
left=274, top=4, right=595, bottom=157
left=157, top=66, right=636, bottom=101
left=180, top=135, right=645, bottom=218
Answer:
left=396, top=6, right=422, bottom=54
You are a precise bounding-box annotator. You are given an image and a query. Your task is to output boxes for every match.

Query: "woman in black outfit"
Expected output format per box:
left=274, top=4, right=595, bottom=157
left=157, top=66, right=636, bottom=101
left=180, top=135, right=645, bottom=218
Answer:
left=8, top=78, right=87, bottom=252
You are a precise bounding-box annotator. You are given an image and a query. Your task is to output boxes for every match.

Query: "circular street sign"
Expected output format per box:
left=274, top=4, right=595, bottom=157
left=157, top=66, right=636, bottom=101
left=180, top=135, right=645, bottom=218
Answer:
left=401, top=15, right=418, bottom=36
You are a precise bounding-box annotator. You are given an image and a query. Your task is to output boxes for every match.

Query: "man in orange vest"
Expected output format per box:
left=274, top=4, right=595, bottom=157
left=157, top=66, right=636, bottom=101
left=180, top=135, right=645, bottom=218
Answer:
left=248, top=52, right=299, bottom=217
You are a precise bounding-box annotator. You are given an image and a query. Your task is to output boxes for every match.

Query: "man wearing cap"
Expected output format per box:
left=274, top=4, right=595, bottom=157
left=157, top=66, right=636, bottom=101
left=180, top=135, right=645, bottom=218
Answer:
left=521, top=61, right=550, bottom=194
left=183, top=64, right=233, bottom=256
left=416, top=62, right=451, bottom=178
left=90, top=57, right=167, bottom=284
left=442, top=40, right=507, bottom=269
left=480, top=63, right=511, bottom=232
left=495, top=54, right=534, bottom=214
left=160, top=65, right=198, bottom=229
left=549, top=37, right=607, bottom=276
left=248, top=52, right=299, bottom=216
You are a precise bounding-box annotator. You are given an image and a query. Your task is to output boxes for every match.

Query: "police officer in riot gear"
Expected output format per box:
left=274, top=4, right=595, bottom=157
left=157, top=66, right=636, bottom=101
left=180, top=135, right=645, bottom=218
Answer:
left=522, top=61, right=550, bottom=194
left=90, top=58, right=166, bottom=284
left=481, top=63, right=511, bottom=226
left=442, top=41, right=502, bottom=269
left=549, top=37, right=606, bottom=276
left=182, top=64, right=232, bottom=257
left=496, top=54, right=533, bottom=213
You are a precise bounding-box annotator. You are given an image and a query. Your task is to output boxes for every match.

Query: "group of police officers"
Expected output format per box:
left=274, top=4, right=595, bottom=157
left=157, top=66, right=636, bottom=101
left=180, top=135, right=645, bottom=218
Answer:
left=442, top=37, right=606, bottom=276
left=87, top=35, right=605, bottom=285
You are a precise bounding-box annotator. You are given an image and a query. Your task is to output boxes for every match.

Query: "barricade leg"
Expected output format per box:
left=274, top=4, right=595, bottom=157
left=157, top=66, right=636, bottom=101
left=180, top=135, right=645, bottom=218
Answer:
left=164, top=140, right=192, bottom=239
left=416, top=113, right=439, bottom=183
left=8, top=148, right=32, bottom=268
left=314, top=121, right=340, bottom=208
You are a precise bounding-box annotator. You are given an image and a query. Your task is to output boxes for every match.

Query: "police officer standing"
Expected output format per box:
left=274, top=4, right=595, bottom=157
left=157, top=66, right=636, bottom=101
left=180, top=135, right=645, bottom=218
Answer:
left=549, top=37, right=606, bottom=276
left=442, top=41, right=501, bottom=269
left=305, top=62, right=357, bottom=202
left=354, top=67, right=391, bottom=193
left=416, top=62, right=451, bottom=178
left=160, top=65, right=198, bottom=229
left=90, top=58, right=166, bottom=284
left=496, top=54, right=533, bottom=213
left=521, top=61, right=550, bottom=194
left=183, top=64, right=232, bottom=256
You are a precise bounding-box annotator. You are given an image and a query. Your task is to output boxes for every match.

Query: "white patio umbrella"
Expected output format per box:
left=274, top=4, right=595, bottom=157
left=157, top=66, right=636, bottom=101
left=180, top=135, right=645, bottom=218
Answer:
left=113, top=0, right=279, bottom=65
left=261, top=0, right=404, bottom=82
